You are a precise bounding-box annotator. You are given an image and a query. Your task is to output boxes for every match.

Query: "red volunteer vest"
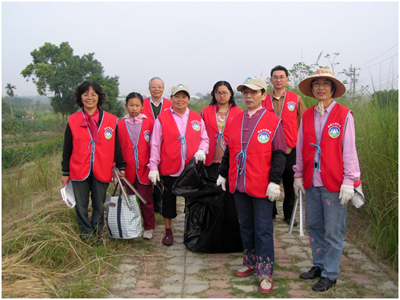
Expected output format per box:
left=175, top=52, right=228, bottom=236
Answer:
left=69, top=110, right=117, bottom=182
left=117, top=118, right=154, bottom=185
left=263, top=91, right=299, bottom=148
left=142, top=97, right=172, bottom=121
left=158, top=110, right=202, bottom=175
left=201, top=105, right=243, bottom=166
left=228, top=110, right=281, bottom=198
left=302, top=103, right=351, bottom=192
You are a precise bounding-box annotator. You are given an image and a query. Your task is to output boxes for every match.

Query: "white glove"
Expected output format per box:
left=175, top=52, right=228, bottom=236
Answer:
left=266, top=182, right=281, bottom=202
left=148, top=170, right=160, bottom=185
left=216, top=175, right=226, bottom=191
left=194, top=149, right=206, bottom=164
left=339, top=184, right=354, bottom=205
left=293, top=178, right=306, bottom=197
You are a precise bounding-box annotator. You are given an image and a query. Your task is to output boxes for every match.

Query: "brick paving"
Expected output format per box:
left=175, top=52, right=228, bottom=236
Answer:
left=107, top=197, right=398, bottom=298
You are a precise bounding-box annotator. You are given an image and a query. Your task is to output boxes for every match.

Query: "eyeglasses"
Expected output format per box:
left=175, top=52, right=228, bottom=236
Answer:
left=312, top=81, right=332, bottom=88
left=82, top=93, right=98, bottom=98
left=215, top=91, right=230, bottom=96
left=150, top=85, right=163, bottom=89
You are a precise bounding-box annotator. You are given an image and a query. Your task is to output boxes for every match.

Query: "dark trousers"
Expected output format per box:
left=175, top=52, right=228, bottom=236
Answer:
left=273, top=147, right=296, bottom=220
left=72, top=172, right=109, bottom=238
left=160, top=175, right=179, bottom=219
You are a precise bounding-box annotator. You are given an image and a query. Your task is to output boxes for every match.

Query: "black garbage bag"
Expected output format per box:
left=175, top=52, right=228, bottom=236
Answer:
left=172, top=158, right=242, bottom=253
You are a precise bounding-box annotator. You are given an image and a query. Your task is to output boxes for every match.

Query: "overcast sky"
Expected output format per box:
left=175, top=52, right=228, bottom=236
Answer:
left=2, top=1, right=398, bottom=99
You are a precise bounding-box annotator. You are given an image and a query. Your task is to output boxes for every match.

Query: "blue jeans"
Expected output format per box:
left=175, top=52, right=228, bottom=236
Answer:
left=305, top=186, right=347, bottom=280
left=233, top=191, right=274, bottom=276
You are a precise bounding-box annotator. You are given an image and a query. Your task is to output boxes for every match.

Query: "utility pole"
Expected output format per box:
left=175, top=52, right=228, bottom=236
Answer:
left=347, top=65, right=360, bottom=98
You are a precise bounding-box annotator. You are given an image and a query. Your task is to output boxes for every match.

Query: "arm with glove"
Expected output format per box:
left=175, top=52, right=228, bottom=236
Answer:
left=216, top=147, right=230, bottom=191
left=266, top=124, right=287, bottom=202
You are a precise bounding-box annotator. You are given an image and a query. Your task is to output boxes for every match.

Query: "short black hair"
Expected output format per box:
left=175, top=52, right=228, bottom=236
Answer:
left=270, top=65, right=289, bottom=77
left=125, top=92, right=144, bottom=105
left=74, top=81, right=106, bottom=108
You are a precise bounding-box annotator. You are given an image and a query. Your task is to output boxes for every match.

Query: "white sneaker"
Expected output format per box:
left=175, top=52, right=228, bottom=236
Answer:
left=143, top=229, right=154, bottom=240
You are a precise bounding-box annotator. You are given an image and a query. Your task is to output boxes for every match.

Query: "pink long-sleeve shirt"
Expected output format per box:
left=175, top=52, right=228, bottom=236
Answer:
left=148, top=107, right=209, bottom=177
left=293, top=101, right=360, bottom=187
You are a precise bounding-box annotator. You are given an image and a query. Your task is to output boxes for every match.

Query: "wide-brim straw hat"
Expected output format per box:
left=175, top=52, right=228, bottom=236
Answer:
left=299, top=68, right=346, bottom=99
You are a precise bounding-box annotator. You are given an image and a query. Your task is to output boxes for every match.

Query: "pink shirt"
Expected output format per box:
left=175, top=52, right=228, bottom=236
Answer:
left=148, top=107, right=209, bottom=177
left=293, top=101, right=360, bottom=186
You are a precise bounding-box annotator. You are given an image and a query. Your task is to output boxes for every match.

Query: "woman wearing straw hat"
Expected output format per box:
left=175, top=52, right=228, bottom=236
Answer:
left=293, top=68, right=361, bottom=291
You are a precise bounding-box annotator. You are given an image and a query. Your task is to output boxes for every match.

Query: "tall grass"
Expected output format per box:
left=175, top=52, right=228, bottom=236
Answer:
left=350, top=96, right=398, bottom=268
left=2, top=154, right=161, bottom=297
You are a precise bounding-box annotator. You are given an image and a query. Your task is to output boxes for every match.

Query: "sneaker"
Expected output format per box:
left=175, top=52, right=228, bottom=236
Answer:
left=235, top=266, right=255, bottom=277
left=143, top=229, right=154, bottom=240
left=259, top=276, right=273, bottom=293
left=312, top=277, right=336, bottom=292
left=162, top=235, right=173, bottom=246
left=300, top=266, right=322, bottom=279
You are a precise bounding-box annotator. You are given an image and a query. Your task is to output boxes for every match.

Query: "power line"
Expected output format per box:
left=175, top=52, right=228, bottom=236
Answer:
left=358, top=43, right=398, bottom=67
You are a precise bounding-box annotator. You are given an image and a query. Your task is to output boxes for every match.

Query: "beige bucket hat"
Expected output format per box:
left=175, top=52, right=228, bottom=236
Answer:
left=299, top=68, right=346, bottom=99
left=171, top=83, right=190, bottom=98
left=237, top=76, right=268, bottom=91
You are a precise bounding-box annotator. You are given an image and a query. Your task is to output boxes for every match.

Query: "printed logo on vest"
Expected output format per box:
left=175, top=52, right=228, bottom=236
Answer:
left=144, top=131, right=150, bottom=142
left=191, top=121, right=201, bottom=131
left=104, top=127, right=114, bottom=140
left=287, top=102, right=296, bottom=111
left=257, top=132, right=270, bottom=144
left=328, top=126, right=341, bottom=138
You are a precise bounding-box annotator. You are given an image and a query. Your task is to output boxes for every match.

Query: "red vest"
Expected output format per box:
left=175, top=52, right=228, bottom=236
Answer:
left=201, top=105, right=243, bottom=166
left=228, top=111, right=281, bottom=198
left=157, top=110, right=202, bottom=175
left=117, top=118, right=154, bottom=185
left=302, top=103, right=351, bottom=192
left=263, top=91, right=299, bottom=148
left=142, top=97, right=172, bottom=121
left=69, top=110, right=117, bottom=182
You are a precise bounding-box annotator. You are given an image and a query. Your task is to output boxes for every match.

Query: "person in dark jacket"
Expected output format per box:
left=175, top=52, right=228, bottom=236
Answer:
left=61, top=81, right=126, bottom=245
left=217, top=76, right=286, bottom=293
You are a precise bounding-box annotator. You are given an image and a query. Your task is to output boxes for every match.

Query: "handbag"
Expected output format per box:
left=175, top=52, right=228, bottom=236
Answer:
left=106, top=183, right=143, bottom=239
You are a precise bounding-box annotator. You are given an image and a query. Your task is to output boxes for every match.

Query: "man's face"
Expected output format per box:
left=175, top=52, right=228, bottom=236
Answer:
left=270, top=70, right=289, bottom=90
left=241, top=87, right=265, bottom=111
left=149, top=79, right=164, bottom=99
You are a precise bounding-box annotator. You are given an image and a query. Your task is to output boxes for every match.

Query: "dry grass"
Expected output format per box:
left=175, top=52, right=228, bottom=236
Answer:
left=2, top=155, right=162, bottom=298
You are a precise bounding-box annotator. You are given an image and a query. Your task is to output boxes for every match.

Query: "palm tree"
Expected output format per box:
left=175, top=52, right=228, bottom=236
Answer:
left=5, top=83, right=16, bottom=118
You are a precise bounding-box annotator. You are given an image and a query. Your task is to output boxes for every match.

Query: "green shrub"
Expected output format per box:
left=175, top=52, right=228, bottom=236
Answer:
left=2, top=138, right=64, bottom=169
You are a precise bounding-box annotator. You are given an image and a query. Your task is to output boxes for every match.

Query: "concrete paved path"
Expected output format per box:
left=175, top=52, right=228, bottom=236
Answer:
left=108, top=198, right=398, bottom=298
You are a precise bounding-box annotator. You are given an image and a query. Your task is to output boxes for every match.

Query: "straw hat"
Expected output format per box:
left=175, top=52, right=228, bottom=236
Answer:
left=299, top=68, right=346, bottom=99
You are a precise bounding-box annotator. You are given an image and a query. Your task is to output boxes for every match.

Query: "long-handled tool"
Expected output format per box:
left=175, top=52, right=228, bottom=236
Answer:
left=288, top=191, right=304, bottom=236
left=114, top=169, right=147, bottom=206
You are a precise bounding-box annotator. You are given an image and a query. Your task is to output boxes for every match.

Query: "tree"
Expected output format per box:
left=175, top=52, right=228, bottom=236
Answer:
left=21, top=42, right=123, bottom=118
left=5, top=83, right=16, bottom=117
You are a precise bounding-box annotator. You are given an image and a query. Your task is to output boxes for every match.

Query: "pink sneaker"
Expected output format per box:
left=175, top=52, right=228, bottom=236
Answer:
left=259, top=276, right=273, bottom=293
left=235, top=266, right=255, bottom=277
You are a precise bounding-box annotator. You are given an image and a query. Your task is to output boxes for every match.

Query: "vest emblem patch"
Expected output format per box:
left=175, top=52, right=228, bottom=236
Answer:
left=192, top=121, right=201, bottom=131
left=328, top=126, right=340, bottom=138
left=257, top=132, right=270, bottom=144
left=287, top=102, right=296, bottom=111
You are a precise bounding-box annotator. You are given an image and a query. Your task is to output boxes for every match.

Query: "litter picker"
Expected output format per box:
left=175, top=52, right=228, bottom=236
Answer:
left=288, top=191, right=304, bottom=236
left=113, top=168, right=147, bottom=207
